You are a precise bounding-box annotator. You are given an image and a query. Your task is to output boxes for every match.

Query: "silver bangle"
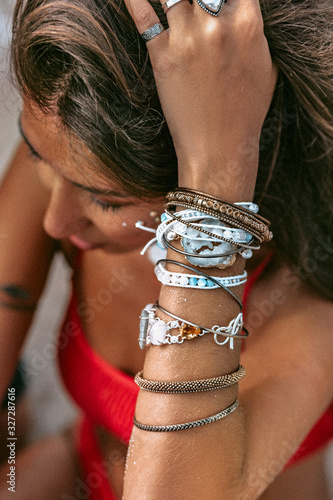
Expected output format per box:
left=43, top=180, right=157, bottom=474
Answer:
left=134, top=366, right=246, bottom=393
left=155, top=302, right=248, bottom=340
left=133, top=399, right=239, bottom=432
left=138, top=302, right=247, bottom=351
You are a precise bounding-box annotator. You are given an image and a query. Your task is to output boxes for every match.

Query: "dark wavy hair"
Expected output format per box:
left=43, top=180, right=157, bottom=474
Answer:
left=11, top=0, right=333, bottom=299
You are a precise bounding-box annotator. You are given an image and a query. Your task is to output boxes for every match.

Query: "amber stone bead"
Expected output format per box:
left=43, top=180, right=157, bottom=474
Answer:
left=179, top=324, right=202, bottom=339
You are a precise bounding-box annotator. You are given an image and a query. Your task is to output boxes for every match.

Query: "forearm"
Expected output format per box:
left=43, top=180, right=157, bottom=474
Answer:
left=125, top=277, right=245, bottom=498
left=0, top=311, right=34, bottom=400
left=121, top=0, right=278, bottom=494
left=124, top=156, right=257, bottom=498
left=0, top=141, right=55, bottom=400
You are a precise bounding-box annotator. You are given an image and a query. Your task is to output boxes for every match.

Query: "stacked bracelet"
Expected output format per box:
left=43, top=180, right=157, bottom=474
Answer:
left=134, top=365, right=246, bottom=393
left=133, top=398, right=239, bottom=432
left=166, top=188, right=272, bottom=244
left=158, top=209, right=257, bottom=268
left=139, top=302, right=247, bottom=350
left=154, top=261, right=247, bottom=289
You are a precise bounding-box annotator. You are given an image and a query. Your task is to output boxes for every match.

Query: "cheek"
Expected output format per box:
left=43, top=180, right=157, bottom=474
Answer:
left=96, top=206, right=163, bottom=251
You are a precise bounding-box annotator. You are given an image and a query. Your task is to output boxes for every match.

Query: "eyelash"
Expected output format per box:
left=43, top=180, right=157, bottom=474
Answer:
left=27, top=143, right=42, bottom=161
left=24, top=139, right=126, bottom=213
left=90, top=196, right=123, bottom=213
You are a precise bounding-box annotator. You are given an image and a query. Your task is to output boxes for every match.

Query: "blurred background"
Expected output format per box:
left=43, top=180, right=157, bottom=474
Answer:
left=0, top=0, right=78, bottom=445
left=0, top=0, right=332, bottom=496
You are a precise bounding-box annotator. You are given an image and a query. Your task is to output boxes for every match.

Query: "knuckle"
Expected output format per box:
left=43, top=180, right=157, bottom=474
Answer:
left=136, top=9, right=155, bottom=30
left=170, top=34, right=196, bottom=61
left=235, top=6, right=263, bottom=39
left=205, top=23, right=227, bottom=44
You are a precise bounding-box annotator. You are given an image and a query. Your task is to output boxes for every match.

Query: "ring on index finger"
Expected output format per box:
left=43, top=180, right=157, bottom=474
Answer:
left=141, top=22, right=165, bottom=42
left=162, top=0, right=185, bottom=12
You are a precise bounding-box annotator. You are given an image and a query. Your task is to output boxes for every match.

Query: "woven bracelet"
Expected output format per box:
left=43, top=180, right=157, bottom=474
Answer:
left=166, top=188, right=272, bottom=243
left=134, top=365, right=246, bottom=393
left=133, top=398, right=239, bottom=432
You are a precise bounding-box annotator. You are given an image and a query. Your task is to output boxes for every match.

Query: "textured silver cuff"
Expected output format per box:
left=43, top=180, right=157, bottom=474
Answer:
left=134, top=365, right=246, bottom=393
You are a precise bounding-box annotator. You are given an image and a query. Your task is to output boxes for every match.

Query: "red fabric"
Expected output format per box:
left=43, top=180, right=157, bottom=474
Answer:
left=58, top=288, right=139, bottom=444
left=58, top=254, right=333, bottom=498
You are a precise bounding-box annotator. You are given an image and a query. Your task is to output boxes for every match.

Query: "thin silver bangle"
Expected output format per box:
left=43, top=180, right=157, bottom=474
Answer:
left=133, top=399, right=239, bottom=432
left=156, top=301, right=249, bottom=340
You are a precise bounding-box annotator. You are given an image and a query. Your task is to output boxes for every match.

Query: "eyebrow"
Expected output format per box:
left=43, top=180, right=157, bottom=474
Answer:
left=18, top=116, right=128, bottom=199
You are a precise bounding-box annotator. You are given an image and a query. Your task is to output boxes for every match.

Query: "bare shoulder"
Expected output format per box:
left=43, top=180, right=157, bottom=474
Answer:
left=242, top=263, right=333, bottom=402
left=239, top=265, right=333, bottom=491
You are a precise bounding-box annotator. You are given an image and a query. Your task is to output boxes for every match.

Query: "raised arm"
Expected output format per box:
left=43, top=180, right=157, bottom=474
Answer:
left=0, top=140, right=55, bottom=401
left=122, top=0, right=333, bottom=497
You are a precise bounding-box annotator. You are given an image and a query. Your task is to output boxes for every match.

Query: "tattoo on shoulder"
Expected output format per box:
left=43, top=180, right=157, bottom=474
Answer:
left=0, top=284, right=31, bottom=300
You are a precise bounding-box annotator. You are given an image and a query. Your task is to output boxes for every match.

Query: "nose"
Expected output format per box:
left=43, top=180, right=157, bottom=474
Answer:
left=43, top=177, right=90, bottom=240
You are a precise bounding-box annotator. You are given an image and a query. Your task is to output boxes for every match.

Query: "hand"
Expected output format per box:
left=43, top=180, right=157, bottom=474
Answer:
left=124, top=0, right=278, bottom=200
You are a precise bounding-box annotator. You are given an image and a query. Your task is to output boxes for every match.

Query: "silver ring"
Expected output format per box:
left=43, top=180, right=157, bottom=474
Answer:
left=195, top=0, right=225, bottom=16
left=141, top=23, right=164, bottom=42
left=162, top=0, right=184, bottom=12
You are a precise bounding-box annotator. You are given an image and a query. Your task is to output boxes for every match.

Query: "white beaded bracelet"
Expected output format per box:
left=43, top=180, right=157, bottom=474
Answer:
left=154, top=261, right=247, bottom=289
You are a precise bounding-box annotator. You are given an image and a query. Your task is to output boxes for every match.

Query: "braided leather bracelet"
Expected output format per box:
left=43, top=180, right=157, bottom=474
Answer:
left=166, top=188, right=273, bottom=243
left=133, top=399, right=239, bottom=432
left=134, top=365, right=246, bottom=393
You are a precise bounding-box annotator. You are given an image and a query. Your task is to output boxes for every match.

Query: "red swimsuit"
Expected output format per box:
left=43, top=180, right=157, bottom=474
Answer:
left=58, top=255, right=333, bottom=499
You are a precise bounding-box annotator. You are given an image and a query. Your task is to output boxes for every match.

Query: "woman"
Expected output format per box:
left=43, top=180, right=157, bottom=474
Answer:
left=0, top=0, right=332, bottom=498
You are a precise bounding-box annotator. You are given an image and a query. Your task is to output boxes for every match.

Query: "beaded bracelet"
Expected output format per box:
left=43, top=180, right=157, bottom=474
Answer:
left=134, top=365, right=246, bottom=393
left=159, top=212, right=253, bottom=246
left=154, top=261, right=247, bottom=289
left=167, top=188, right=270, bottom=236
left=166, top=201, right=269, bottom=244
left=133, top=398, right=239, bottom=432
left=163, top=211, right=256, bottom=248
left=161, top=215, right=256, bottom=267
left=166, top=188, right=273, bottom=243
left=161, top=210, right=259, bottom=268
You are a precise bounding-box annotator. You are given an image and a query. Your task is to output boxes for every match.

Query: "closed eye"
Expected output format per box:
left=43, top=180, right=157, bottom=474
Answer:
left=26, top=142, right=42, bottom=161
left=90, top=195, right=129, bottom=213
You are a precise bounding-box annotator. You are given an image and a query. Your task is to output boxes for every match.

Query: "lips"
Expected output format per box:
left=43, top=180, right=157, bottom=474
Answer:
left=69, top=234, right=99, bottom=250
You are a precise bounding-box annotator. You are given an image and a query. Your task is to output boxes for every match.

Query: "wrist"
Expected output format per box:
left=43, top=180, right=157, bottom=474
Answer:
left=177, top=145, right=259, bottom=203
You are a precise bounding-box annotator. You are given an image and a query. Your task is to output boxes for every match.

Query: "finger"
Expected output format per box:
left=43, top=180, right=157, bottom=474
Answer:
left=160, top=0, right=192, bottom=24
left=124, top=0, right=165, bottom=40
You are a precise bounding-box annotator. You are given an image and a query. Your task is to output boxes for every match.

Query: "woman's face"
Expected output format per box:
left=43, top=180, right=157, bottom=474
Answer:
left=20, top=104, right=164, bottom=253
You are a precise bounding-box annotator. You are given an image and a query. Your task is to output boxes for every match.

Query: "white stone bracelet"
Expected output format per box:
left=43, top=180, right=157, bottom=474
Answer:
left=154, top=262, right=247, bottom=289
left=138, top=303, right=244, bottom=350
